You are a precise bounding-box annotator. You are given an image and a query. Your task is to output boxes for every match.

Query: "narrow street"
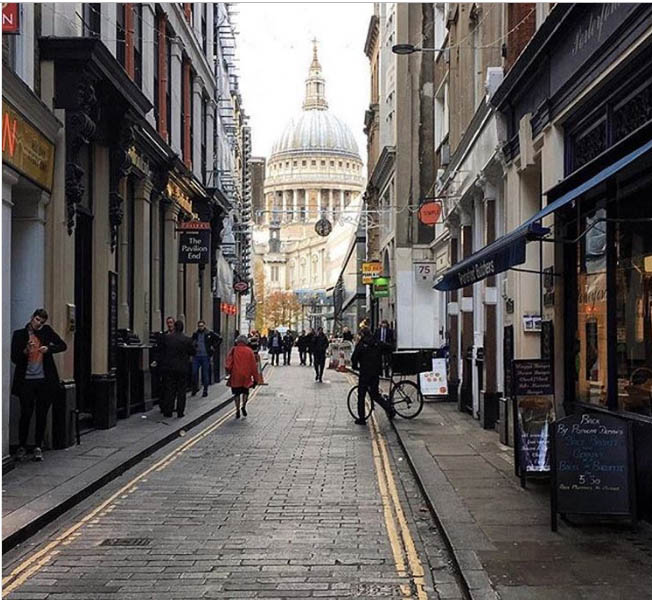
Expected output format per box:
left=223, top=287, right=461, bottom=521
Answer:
left=3, top=360, right=464, bottom=600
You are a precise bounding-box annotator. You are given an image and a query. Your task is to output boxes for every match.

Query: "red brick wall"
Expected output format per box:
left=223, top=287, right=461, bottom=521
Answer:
left=505, top=3, right=536, bottom=72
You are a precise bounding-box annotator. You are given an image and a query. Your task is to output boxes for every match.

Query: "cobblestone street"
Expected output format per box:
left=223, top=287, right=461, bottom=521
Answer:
left=3, top=360, right=463, bottom=599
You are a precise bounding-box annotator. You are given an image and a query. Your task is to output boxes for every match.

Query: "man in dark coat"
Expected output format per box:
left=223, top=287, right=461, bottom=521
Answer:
left=191, top=320, right=221, bottom=397
left=305, top=328, right=315, bottom=366
left=311, top=327, right=329, bottom=382
left=374, top=320, right=396, bottom=378
left=160, top=320, right=195, bottom=418
left=282, top=331, right=294, bottom=365
left=351, top=326, right=395, bottom=425
left=11, top=308, right=67, bottom=461
left=297, top=331, right=308, bottom=365
left=268, top=330, right=282, bottom=366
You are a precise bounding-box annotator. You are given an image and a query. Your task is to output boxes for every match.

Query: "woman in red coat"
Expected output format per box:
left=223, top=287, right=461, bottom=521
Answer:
left=225, top=335, right=261, bottom=419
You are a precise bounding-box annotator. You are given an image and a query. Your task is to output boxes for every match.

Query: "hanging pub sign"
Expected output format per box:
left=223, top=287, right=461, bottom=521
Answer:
left=2, top=4, right=20, bottom=33
left=178, top=221, right=210, bottom=264
left=550, top=413, right=635, bottom=531
left=362, top=261, right=382, bottom=285
left=512, top=359, right=555, bottom=487
left=418, top=201, right=442, bottom=226
left=372, top=276, right=390, bottom=298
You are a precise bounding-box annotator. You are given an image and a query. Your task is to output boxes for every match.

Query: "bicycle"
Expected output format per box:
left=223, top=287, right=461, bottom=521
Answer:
left=347, top=366, right=425, bottom=420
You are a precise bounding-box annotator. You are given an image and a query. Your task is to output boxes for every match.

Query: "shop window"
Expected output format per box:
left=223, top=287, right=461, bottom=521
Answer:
left=615, top=174, right=652, bottom=416
left=575, top=204, right=608, bottom=408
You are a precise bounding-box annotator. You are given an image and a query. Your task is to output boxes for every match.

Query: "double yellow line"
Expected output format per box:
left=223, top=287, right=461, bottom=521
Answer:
left=2, top=378, right=270, bottom=596
left=348, top=374, right=428, bottom=599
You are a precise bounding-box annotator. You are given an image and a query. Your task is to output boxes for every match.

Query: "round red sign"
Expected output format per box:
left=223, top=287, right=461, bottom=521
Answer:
left=418, top=201, right=442, bottom=226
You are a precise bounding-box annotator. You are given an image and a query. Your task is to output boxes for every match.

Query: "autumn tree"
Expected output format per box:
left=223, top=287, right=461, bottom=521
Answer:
left=265, top=291, right=302, bottom=329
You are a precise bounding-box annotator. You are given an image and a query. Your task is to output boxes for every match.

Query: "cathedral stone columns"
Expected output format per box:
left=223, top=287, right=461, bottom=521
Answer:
left=292, top=189, right=297, bottom=222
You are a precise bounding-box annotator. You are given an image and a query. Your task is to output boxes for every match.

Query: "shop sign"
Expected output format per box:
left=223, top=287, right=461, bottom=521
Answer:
left=417, top=201, right=442, bottom=226
left=551, top=413, right=635, bottom=531
left=2, top=100, right=55, bottom=191
left=233, top=280, right=249, bottom=294
left=512, top=359, right=555, bottom=485
left=414, top=262, right=436, bottom=282
left=2, top=4, right=20, bottom=34
left=372, top=276, right=390, bottom=298
left=362, top=261, right=382, bottom=285
left=178, top=221, right=210, bottom=264
left=166, top=179, right=193, bottom=214
left=221, top=302, right=237, bottom=315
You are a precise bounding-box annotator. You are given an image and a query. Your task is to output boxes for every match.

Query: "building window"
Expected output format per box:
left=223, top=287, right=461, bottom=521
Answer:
left=293, top=161, right=297, bottom=167
left=201, top=3, right=207, bottom=54
left=201, top=95, right=208, bottom=184
left=133, top=3, right=143, bottom=87
left=302, top=160, right=306, bottom=166
left=311, top=160, right=316, bottom=166
left=271, top=266, right=279, bottom=282
left=166, top=25, right=173, bottom=145
left=116, top=4, right=126, bottom=68
left=321, top=160, right=325, bottom=166
left=83, top=3, right=101, bottom=37
left=330, top=160, right=334, bottom=167
left=153, top=14, right=160, bottom=125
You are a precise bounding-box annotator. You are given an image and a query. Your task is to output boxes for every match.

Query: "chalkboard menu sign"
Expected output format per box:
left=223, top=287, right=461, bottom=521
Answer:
left=512, top=359, right=555, bottom=486
left=550, top=413, right=635, bottom=531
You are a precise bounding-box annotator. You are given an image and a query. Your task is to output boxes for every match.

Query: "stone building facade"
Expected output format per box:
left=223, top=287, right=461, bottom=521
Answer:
left=2, top=3, right=251, bottom=469
left=253, top=43, right=365, bottom=331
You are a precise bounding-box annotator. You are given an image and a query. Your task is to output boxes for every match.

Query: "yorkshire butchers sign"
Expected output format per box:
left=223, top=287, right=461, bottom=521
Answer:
left=178, top=221, right=210, bottom=264
left=457, top=259, right=496, bottom=288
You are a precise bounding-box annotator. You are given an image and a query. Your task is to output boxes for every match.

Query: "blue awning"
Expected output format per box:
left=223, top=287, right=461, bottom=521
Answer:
left=434, top=138, right=652, bottom=292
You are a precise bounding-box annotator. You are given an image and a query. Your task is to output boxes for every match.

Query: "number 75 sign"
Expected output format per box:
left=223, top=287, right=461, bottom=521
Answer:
left=414, top=263, right=436, bottom=281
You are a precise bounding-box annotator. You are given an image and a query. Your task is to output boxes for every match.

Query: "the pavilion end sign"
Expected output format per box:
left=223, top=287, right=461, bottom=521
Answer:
left=178, top=221, right=210, bottom=264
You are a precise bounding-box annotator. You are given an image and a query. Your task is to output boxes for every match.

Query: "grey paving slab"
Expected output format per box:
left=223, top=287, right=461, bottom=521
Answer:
left=3, top=362, right=464, bottom=599
left=2, top=381, right=237, bottom=551
left=392, top=401, right=652, bottom=600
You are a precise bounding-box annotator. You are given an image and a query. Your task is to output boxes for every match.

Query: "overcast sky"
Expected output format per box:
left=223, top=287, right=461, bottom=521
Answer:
left=237, top=3, right=372, bottom=166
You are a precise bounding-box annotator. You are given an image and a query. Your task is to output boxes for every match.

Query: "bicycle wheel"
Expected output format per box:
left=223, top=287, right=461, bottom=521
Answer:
left=390, top=380, right=424, bottom=419
left=347, top=385, right=374, bottom=421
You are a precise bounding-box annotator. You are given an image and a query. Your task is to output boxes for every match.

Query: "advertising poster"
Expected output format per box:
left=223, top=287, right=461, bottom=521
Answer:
left=512, top=360, right=555, bottom=479
left=419, top=358, right=448, bottom=397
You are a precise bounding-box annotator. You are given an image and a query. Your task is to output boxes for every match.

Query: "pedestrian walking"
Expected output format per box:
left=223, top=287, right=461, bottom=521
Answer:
left=351, top=325, right=396, bottom=425
left=191, top=320, right=221, bottom=397
left=374, top=320, right=395, bottom=378
left=152, top=316, right=176, bottom=412
left=269, top=330, right=282, bottom=366
left=160, top=320, right=195, bottom=418
left=297, top=330, right=308, bottom=365
left=282, top=331, right=294, bottom=365
left=311, top=327, right=329, bottom=382
left=260, top=334, right=268, bottom=351
left=11, top=309, right=67, bottom=461
left=342, top=327, right=354, bottom=342
left=226, top=335, right=261, bottom=419
left=305, top=328, right=315, bottom=366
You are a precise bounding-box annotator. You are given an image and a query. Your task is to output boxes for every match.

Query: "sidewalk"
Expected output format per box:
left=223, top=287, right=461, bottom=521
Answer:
left=392, top=401, right=652, bottom=600
left=2, top=382, right=235, bottom=553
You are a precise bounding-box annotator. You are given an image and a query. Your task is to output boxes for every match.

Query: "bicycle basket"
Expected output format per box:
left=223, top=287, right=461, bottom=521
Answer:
left=390, top=351, right=431, bottom=375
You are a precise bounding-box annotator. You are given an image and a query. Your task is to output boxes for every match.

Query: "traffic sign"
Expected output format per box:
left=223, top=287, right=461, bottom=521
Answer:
left=233, top=280, right=249, bottom=294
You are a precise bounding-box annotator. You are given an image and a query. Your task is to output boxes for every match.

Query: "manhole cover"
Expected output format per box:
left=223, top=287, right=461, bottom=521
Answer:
left=99, top=537, right=152, bottom=547
left=353, top=583, right=402, bottom=597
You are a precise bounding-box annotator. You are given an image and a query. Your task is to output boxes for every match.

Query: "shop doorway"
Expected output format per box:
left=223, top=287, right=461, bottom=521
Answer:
left=74, top=209, right=93, bottom=416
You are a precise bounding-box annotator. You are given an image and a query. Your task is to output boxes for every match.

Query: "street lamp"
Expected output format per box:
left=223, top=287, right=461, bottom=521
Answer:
left=391, top=44, right=443, bottom=55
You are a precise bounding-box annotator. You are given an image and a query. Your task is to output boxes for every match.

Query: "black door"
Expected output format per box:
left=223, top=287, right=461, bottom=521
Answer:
left=74, top=209, right=93, bottom=414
